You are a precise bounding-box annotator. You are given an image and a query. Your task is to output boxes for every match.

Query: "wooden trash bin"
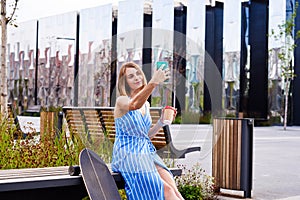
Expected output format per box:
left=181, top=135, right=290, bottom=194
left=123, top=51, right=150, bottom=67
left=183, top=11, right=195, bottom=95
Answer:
left=212, top=118, right=254, bottom=198
left=40, top=111, right=57, bottom=137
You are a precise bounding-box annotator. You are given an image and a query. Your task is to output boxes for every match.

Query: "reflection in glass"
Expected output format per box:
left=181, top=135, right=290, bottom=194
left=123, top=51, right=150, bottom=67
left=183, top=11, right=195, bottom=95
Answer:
left=224, top=52, right=240, bottom=111
left=269, top=48, right=282, bottom=113
left=189, top=55, right=200, bottom=113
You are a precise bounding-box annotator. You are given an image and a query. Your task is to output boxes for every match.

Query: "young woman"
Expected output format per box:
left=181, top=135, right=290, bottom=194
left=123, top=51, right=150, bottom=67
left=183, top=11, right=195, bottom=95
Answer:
left=111, top=62, right=184, bottom=200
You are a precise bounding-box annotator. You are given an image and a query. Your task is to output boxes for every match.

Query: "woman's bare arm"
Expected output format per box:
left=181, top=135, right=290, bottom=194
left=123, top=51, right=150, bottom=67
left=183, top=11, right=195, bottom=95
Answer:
left=115, top=67, right=170, bottom=118
left=148, top=107, right=177, bottom=137
left=148, top=119, right=164, bottom=138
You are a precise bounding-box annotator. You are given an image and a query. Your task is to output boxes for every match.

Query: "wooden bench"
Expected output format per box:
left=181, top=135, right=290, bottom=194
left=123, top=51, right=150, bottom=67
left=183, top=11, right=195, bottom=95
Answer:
left=6, top=103, right=17, bottom=127
left=0, top=166, right=182, bottom=199
left=5, top=103, right=40, bottom=138
left=62, top=106, right=201, bottom=158
left=5, top=103, right=20, bottom=137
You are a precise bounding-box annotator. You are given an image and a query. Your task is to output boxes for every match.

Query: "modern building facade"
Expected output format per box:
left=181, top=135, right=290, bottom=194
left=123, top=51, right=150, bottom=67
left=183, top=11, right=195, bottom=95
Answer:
left=5, top=0, right=300, bottom=125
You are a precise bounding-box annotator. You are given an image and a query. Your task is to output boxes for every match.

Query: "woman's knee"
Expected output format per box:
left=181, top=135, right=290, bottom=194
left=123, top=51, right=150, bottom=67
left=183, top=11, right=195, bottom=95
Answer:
left=164, top=182, right=177, bottom=196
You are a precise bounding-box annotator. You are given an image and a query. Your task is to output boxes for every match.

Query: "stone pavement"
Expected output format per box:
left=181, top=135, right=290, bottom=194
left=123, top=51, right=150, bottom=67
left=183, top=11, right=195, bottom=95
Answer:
left=168, top=124, right=300, bottom=200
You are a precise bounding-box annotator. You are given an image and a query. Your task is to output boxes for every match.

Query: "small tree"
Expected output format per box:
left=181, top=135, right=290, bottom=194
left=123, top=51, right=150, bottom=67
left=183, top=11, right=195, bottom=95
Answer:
left=0, top=0, right=18, bottom=118
left=270, top=3, right=300, bottom=130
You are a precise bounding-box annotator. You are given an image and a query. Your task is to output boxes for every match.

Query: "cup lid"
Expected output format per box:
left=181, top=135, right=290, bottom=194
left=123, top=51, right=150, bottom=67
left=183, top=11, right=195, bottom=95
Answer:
left=164, top=106, right=176, bottom=111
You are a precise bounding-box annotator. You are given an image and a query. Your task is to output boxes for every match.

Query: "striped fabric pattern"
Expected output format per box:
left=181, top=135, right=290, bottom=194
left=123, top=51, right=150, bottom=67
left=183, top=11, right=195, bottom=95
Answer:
left=111, top=106, right=169, bottom=199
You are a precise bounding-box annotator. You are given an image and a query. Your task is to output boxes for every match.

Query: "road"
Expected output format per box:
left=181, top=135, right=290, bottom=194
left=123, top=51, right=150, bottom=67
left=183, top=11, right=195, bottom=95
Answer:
left=169, top=124, right=300, bottom=200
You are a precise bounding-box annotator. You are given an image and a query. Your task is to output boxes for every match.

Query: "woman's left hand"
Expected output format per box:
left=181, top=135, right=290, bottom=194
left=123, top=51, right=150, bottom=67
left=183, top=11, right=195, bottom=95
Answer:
left=149, top=67, right=171, bottom=85
left=159, top=107, right=177, bottom=125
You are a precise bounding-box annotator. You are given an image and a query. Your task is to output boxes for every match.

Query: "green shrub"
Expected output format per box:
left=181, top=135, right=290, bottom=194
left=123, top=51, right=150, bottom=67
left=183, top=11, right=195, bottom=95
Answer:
left=199, top=112, right=212, bottom=124
left=173, top=114, right=182, bottom=124
left=0, top=110, right=117, bottom=170
left=119, top=189, right=127, bottom=200
left=0, top=114, right=83, bottom=169
left=179, top=185, right=202, bottom=200
left=175, top=163, right=217, bottom=200
left=179, top=111, right=212, bottom=124
left=181, top=111, right=201, bottom=124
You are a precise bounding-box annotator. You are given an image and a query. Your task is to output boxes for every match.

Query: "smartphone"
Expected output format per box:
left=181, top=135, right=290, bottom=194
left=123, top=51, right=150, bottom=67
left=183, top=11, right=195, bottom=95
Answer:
left=156, top=61, right=169, bottom=71
left=156, top=61, right=170, bottom=82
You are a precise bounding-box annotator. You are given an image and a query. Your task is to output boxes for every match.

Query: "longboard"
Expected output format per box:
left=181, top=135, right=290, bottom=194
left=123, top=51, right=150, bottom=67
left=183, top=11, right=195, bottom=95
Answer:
left=79, top=148, right=121, bottom=200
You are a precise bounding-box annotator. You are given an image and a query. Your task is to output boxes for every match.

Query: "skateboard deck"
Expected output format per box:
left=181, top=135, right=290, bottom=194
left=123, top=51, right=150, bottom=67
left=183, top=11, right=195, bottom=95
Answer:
left=79, top=148, right=121, bottom=200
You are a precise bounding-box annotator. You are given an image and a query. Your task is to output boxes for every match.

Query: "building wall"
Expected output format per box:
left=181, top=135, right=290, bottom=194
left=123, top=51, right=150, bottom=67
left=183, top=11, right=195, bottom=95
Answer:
left=6, top=0, right=300, bottom=124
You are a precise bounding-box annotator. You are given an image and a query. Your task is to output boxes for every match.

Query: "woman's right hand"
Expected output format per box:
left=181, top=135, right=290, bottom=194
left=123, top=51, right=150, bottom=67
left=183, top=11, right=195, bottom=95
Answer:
left=149, top=67, right=170, bottom=85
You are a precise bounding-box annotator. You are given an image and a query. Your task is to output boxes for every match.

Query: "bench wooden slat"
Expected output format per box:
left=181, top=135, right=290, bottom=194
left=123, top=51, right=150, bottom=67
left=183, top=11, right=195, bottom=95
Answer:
left=62, top=106, right=201, bottom=158
left=0, top=166, right=181, bottom=195
left=0, top=167, right=69, bottom=180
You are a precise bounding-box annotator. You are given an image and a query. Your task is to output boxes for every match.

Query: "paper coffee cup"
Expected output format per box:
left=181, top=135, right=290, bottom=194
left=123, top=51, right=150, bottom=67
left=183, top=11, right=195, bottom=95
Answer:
left=163, top=106, right=176, bottom=124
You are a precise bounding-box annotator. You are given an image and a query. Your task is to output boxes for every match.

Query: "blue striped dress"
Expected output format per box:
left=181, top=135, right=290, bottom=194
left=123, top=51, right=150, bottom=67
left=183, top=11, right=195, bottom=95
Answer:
left=111, top=106, right=171, bottom=200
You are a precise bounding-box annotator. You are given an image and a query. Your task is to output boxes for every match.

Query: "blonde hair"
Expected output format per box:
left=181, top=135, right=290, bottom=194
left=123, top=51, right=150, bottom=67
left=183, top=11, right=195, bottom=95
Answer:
left=117, top=62, right=147, bottom=96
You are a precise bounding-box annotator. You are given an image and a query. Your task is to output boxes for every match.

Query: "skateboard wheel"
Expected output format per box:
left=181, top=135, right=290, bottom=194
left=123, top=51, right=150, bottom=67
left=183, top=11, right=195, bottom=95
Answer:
left=69, top=165, right=81, bottom=176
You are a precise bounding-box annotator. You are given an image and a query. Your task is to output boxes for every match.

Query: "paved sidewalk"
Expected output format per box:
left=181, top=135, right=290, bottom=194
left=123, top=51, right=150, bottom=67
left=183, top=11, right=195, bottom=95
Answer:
left=169, top=125, right=300, bottom=200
